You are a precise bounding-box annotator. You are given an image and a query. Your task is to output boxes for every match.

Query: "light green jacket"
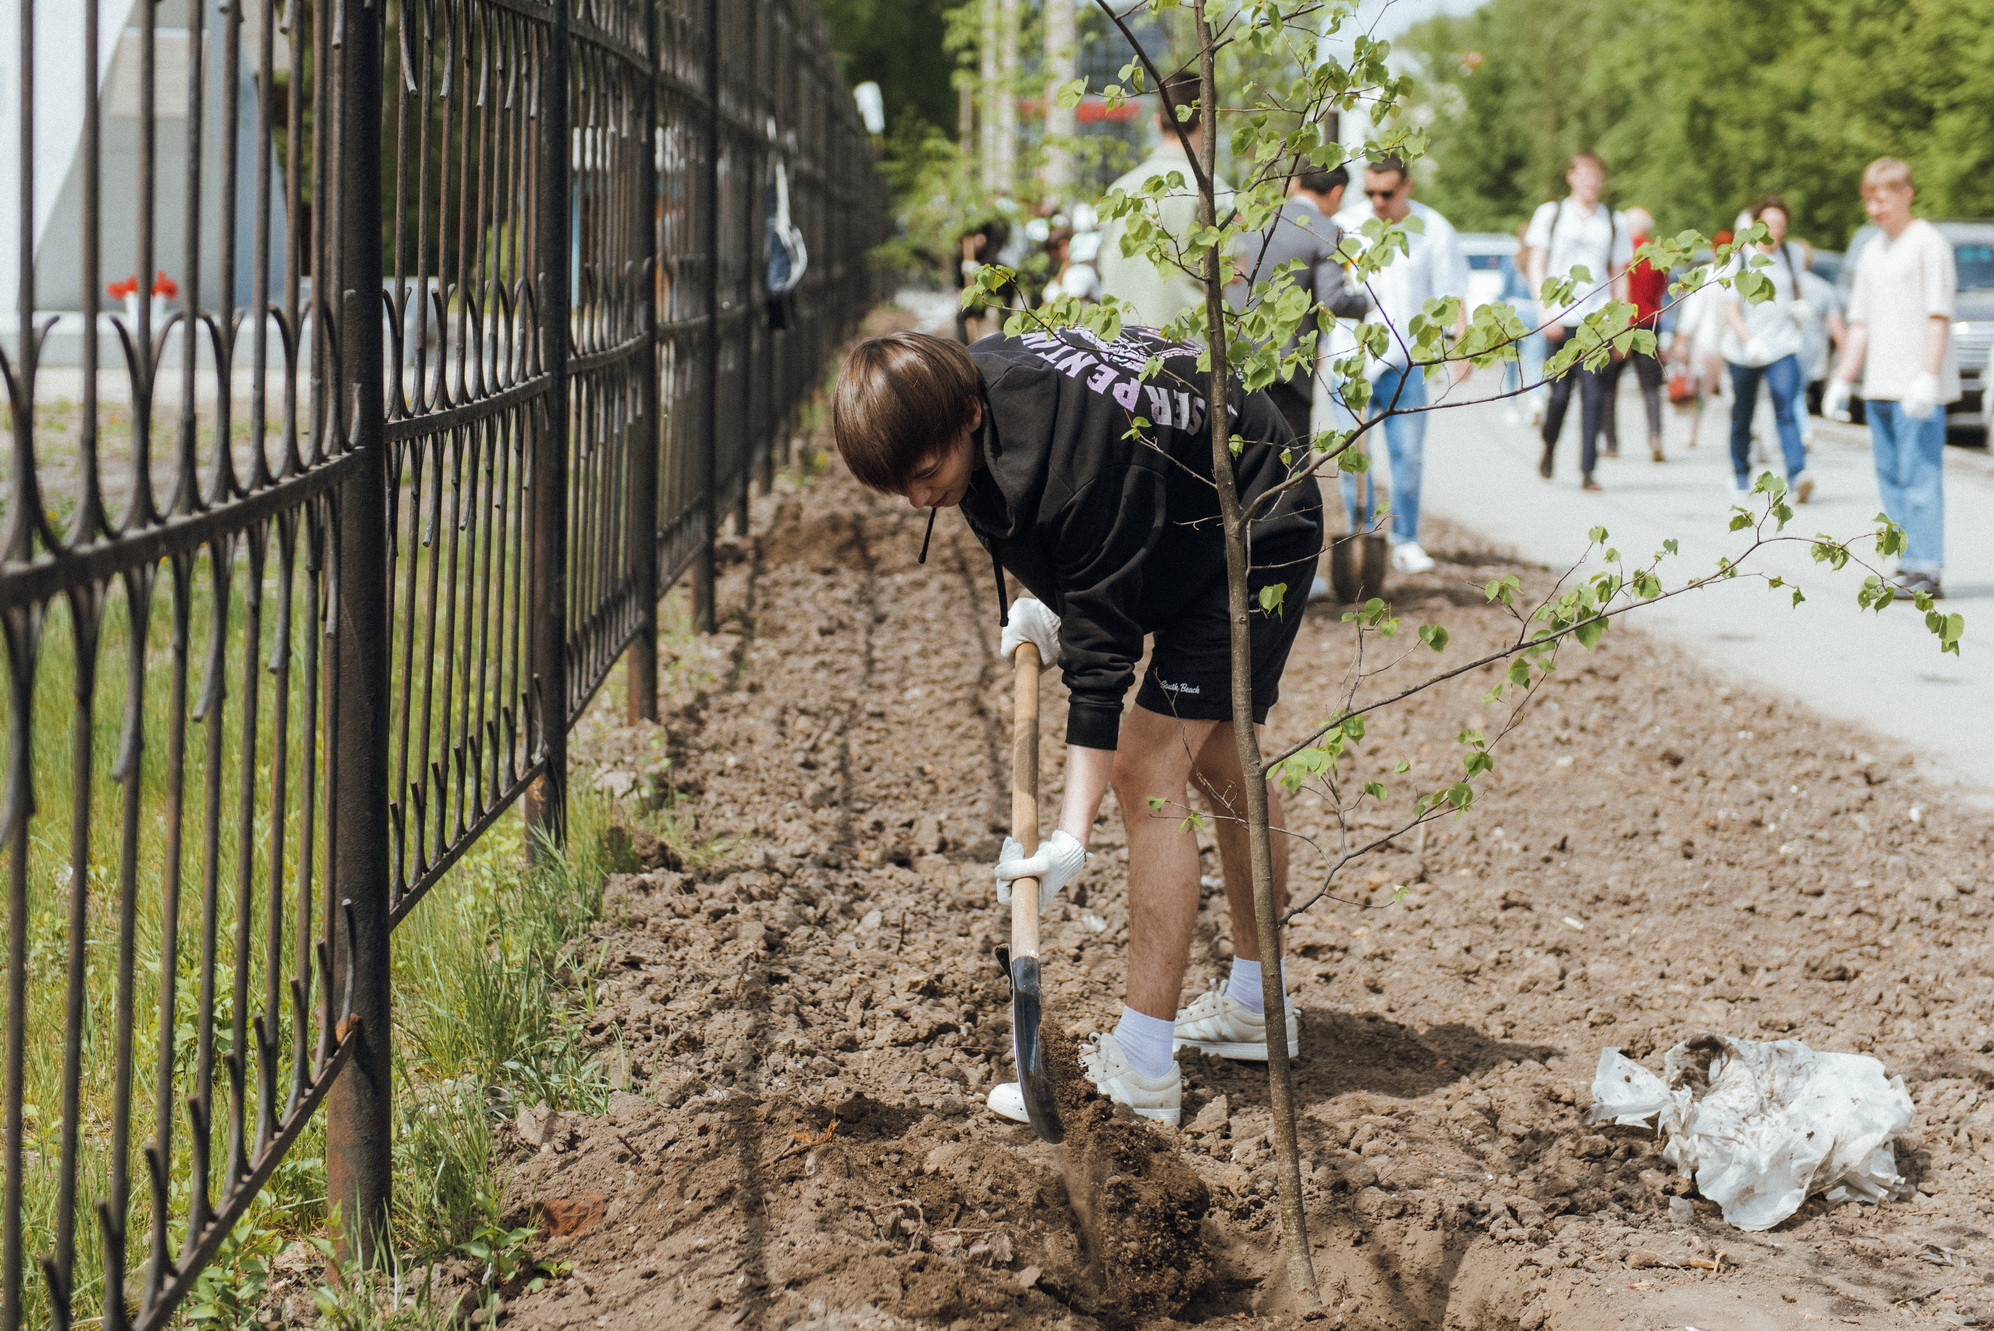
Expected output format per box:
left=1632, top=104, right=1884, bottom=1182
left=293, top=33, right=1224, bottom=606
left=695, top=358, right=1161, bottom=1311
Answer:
left=1097, top=140, right=1233, bottom=335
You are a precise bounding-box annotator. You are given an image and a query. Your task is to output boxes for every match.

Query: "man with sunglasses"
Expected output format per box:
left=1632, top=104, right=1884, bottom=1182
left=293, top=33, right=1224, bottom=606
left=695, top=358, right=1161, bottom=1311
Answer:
left=1332, top=155, right=1471, bottom=576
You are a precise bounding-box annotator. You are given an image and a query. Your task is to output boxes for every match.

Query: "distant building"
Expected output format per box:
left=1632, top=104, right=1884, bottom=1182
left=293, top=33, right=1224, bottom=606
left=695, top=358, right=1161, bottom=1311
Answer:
left=0, top=0, right=285, bottom=351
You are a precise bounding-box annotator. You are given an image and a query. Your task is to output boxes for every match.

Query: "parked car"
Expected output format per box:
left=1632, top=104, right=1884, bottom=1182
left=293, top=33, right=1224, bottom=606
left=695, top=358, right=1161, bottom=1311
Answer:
left=1837, top=220, right=1994, bottom=440
left=1458, top=231, right=1520, bottom=314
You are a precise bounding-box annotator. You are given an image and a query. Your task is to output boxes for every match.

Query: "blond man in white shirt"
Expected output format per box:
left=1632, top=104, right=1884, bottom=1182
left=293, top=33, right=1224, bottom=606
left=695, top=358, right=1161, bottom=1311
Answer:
left=1825, top=157, right=1957, bottom=598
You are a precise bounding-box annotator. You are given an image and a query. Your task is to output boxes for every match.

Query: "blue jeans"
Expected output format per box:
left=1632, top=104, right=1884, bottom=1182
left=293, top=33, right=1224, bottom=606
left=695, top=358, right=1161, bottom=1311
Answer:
left=1340, top=364, right=1426, bottom=544
left=1727, top=354, right=1807, bottom=487
left=1866, top=399, right=1946, bottom=574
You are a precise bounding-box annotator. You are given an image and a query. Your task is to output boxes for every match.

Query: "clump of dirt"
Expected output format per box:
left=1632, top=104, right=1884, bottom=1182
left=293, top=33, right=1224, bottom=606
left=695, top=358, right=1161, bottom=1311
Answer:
left=1041, top=1029, right=1216, bottom=1321
left=509, top=437, right=1994, bottom=1330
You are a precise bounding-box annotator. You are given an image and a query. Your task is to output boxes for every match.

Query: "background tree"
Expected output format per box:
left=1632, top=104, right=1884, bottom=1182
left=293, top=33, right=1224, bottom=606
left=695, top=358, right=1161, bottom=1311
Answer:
left=1398, top=0, right=1994, bottom=244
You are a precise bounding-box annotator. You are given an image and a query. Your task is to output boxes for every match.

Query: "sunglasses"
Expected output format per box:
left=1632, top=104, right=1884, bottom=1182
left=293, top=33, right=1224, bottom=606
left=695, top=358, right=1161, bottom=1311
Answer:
left=1365, top=186, right=1402, bottom=199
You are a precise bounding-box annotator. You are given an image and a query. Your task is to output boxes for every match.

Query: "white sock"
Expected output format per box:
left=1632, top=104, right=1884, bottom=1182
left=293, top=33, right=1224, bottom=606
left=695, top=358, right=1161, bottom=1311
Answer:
left=1226, top=957, right=1287, bottom=1015
left=1113, top=1007, right=1177, bottom=1079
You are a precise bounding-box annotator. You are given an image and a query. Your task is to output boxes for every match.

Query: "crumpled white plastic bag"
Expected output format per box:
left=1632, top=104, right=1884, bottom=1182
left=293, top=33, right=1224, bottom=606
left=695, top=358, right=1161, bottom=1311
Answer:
left=1585, top=1034, right=1914, bottom=1231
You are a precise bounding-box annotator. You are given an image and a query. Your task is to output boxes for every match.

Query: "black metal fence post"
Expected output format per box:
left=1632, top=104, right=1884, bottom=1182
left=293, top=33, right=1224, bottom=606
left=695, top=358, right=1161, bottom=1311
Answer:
left=324, top=0, right=394, bottom=1265
left=627, top=2, right=662, bottom=724
left=694, top=0, right=722, bottom=634
left=526, top=1, right=574, bottom=847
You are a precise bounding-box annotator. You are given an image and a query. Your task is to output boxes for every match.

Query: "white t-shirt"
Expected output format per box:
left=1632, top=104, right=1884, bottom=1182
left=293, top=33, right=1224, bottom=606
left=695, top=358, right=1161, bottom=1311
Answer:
left=1525, top=198, right=1635, bottom=327
left=1330, top=199, right=1472, bottom=371
left=1847, top=217, right=1958, bottom=403
left=1719, top=244, right=1806, bottom=368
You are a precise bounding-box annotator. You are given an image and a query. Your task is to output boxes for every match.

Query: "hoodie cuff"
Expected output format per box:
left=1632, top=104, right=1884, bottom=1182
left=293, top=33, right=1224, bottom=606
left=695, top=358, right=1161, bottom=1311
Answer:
left=1065, top=699, right=1122, bottom=751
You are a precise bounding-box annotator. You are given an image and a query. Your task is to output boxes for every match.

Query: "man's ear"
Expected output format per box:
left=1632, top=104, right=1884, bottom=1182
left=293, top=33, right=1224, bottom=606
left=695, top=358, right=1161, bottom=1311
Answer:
left=1325, top=185, right=1346, bottom=213
left=967, top=397, right=984, bottom=432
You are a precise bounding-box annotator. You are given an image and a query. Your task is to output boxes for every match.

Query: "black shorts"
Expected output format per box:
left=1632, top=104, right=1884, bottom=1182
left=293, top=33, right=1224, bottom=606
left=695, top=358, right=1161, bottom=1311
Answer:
left=1132, top=572, right=1313, bottom=726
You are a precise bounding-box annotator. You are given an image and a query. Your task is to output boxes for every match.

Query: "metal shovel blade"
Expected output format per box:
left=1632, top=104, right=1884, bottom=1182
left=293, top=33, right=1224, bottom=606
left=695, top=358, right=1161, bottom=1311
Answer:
left=1009, top=954, right=1063, bottom=1143
left=1358, top=531, right=1389, bottom=602
left=1329, top=534, right=1362, bottom=603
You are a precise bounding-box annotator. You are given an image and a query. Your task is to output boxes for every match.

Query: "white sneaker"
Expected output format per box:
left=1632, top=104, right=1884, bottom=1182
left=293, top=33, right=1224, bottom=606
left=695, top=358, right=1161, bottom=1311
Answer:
left=1391, top=541, right=1435, bottom=575
left=1173, top=986, right=1299, bottom=1061
left=986, top=1081, right=1029, bottom=1123
left=1080, top=1032, right=1181, bottom=1124
left=1308, top=574, right=1334, bottom=603
left=986, top=1032, right=1182, bottom=1126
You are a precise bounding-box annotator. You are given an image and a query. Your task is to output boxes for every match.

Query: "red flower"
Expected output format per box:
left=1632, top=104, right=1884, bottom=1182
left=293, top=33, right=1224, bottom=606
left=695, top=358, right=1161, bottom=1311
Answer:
left=107, top=276, right=138, bottom=299
left=151, top=270, right=178, bottom=299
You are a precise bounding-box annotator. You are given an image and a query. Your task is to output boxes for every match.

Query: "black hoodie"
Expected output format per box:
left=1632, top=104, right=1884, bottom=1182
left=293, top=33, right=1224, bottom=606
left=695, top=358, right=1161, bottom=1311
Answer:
left=961, top=327, right=1323, bottom=751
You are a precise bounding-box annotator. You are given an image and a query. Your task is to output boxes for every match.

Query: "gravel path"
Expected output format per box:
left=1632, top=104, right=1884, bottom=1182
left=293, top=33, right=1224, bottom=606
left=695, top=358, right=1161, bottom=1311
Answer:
left=499, top=453, right=1994, bottom=1331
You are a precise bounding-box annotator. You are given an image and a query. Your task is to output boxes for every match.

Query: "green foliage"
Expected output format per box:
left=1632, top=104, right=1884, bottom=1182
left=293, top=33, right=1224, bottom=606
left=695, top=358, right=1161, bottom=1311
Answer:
left=1397, top=0, right=1994, bottom=242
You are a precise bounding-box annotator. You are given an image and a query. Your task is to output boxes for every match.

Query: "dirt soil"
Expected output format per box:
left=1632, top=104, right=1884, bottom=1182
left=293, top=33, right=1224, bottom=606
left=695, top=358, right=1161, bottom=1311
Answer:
left=502, top=446, right=1994, bottom=1329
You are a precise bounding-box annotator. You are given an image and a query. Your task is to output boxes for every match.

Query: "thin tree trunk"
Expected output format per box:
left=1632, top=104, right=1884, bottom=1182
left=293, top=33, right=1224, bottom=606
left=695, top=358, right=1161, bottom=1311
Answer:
left=979, top=0, right=1002, bottom=194
left=1042, top=0, right=1078, bottom=198
left=997, top=0, right=1021, bottom=191
left=1192, top=1, right=1318, bottom=1306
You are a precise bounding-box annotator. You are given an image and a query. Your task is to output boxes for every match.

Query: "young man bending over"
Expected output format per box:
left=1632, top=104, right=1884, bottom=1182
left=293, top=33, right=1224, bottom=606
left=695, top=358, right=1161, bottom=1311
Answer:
left=831, top=328, right=1322, bottom=1124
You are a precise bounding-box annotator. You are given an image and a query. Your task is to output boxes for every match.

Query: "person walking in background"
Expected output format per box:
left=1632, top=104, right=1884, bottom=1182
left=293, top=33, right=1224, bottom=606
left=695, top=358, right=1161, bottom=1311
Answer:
left=1524, top=152, right=1633, bottom=490
left=1097, top=72, right=1231, bottom=334
left=1499, top=220, right=1547, bottom=426
left=955, top=217, right=1011, bottom=342
left=1331, top=154, right=1471, bottom=575
left=1824, top=158, right=1957, bottom=598
left=1721, top=196, right=1814, bottom=502
left=1601, top=205, right=1668, bottom=463
left=1235, top=165, right=1371, bottom=443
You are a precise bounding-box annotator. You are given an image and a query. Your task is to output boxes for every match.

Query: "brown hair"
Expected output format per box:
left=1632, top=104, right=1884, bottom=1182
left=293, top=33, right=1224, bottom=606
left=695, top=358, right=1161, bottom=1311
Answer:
left=1158, top=71, right=1202, bottom=136
left=1748, top=193, right=1790, bottom=222
left=1861, top=157, right=1913, bottom=192
left=831, top=333, right=982, bottom=492
left=1568, top=150, right=1607, bottom=174
left=1366, top=154, right=1410, bottom=185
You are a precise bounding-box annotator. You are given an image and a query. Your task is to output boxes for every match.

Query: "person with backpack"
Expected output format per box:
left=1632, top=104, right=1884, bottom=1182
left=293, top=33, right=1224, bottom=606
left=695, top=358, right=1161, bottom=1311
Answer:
left=1720, top=196, right=1815, bottom=502
left=1523, top=152, right=1634, bottom=490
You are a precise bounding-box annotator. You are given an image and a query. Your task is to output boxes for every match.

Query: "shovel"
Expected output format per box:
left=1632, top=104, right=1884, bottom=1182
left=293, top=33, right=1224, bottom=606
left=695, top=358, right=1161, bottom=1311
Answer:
left=1000, top=640, right=1064, bottom=1143
left=1328, top=437, right=1389, bottom=603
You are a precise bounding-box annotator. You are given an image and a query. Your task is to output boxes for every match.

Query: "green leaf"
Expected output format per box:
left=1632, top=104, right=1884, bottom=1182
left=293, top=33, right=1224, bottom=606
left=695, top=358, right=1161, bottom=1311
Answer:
left=1257, top=582, right=1288, bottom=615
left=1418, top=623, right=1449, bottom=652
left=1574, top=616, right=1606, bottom=649
left=1364, top=781, right=1388, bottom=802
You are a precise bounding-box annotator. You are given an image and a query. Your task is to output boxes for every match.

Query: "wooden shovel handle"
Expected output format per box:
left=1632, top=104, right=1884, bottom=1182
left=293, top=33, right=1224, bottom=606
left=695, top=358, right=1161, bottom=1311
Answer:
left=1010, top=642, right=1041, bottom=962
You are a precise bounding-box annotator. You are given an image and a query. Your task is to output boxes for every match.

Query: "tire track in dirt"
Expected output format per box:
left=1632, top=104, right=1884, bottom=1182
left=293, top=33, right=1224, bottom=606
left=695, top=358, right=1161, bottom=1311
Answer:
left=507, top=462, right=1994, bottom=1331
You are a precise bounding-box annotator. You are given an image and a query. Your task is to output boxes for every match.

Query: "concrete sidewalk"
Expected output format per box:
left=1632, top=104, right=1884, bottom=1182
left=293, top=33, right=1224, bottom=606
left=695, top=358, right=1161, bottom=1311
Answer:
left=1414, top=373, right=1994, bottom=799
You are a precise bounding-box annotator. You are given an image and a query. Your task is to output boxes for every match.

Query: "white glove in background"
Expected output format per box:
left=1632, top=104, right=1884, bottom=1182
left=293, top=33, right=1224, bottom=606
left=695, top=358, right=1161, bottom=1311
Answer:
left=1901, top=371, right=1942, bottom=422
left=994, top=829, right=1087, bottom=911
left=1822, top=379, right=1853, bottom=423
left=999, top=597, right=1061, bottom=668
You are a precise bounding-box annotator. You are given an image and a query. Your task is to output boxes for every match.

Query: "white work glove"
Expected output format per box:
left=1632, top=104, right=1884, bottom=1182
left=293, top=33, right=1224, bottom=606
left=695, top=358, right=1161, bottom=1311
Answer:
left=999, top=597, right=1061, bottom=668
left=994, top=829, right=1087, bottom=911
left=1902, top=371, right=1942, bottom=422
left=1822, top=379, right=1853, bottom=423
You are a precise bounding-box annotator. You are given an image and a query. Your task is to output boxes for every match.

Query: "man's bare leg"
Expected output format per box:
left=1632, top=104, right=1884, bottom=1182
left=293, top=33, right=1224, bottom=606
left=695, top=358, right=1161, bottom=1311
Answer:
left=1113, top=707, right=1220, bottom=1021
left=1189, top=722, right=1287, bottom=965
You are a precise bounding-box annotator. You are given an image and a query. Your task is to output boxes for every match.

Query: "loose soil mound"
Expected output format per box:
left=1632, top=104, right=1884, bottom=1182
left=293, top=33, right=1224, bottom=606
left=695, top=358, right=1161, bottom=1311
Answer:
left=507, top=460, right=1994, bottom=1330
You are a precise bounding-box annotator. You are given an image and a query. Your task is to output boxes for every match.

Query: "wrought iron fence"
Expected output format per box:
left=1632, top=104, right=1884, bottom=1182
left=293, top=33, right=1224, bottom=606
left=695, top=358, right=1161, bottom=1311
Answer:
left=0, top=0, right=884, bottom=1323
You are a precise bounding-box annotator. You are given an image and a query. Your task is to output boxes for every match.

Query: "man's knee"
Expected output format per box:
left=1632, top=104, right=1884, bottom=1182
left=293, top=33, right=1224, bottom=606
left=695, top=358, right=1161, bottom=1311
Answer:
left=1112, top=746, right=1185, bottom=813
